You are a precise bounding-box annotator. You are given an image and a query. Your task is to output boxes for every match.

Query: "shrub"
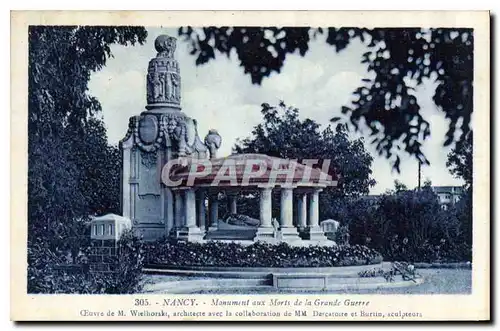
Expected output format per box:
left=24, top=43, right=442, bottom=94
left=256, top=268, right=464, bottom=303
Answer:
left=358, top=267, right=385, bottom=278
left=28, top=238, right=100, bottom=294
left=98, top=229, right=144, bottom=294
left=337, top=187, right=472, bottom=263
left=27, top=229, right=144, bottom=294
left=358, top=262, right=420, bottom=283
left=143, top=239, right=383, bottom=268
left=335, top=225, right=350, bottom=246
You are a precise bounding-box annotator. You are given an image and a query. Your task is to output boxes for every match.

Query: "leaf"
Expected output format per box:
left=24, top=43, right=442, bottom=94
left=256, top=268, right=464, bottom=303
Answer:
left=341, top=106, right=351, bottom=114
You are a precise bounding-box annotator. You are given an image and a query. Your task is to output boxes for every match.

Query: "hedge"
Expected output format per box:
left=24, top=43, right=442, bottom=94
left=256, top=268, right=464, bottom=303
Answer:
left=143, top=239, right=383, bottom=268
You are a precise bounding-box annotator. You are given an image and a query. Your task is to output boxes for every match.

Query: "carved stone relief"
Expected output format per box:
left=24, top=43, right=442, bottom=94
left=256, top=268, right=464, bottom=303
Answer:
left=138, top=114, right=159, bottom=144
left=140, top=150, right=157, bottom=169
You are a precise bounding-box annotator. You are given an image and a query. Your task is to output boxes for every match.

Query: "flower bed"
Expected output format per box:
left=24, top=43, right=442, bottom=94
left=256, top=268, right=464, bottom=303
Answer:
left=143, top=239, right=383, bottom=268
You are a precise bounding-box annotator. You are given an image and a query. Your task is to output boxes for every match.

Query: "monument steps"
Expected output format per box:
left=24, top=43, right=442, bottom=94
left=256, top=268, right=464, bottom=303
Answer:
left=142, top=261, right=424, bottom=293
left=142, top=275, right=423, bottom=294
left=143, top=263, right=384, bottom=279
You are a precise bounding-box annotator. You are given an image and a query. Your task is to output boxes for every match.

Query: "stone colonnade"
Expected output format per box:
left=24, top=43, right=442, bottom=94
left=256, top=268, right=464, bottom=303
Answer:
left=171, top=186, right=327, bottom=243
left=253, top=186, right=327, bottom=243
left=171, top=188, right=205, bottom=241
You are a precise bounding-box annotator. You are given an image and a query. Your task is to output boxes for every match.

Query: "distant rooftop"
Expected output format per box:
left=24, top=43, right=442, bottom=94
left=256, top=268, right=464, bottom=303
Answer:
left=432, top=186, right=464, bottom=194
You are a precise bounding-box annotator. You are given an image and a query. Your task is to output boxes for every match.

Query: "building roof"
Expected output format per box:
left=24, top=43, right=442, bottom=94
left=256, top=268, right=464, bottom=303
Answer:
left=432, top=186, right=464, bottom=194
left=164, top=153, right=338, bottom=188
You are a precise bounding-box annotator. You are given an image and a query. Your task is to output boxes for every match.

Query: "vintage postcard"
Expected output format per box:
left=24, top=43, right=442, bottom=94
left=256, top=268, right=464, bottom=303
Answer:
left=11, top=10, right=490, bottom=321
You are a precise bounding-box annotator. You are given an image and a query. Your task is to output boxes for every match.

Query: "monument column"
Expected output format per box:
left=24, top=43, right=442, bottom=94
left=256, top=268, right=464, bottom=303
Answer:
left=280, top=187, right=294, bottom=228
left=254, top=187, right=274, bottom=242
left=184, top=189, right=197, bottom=228
left=196, top=190, right=207, bottom=231
left=176, top=188, right=204, bottom=241
left=174, top=190, right=184, bottom=229
left=279, top=186, right=301, bottom=244
left=307, top=190, right=318, bottom=228
left=208, top=193, right=219, bottom=232
left=305, top=188, right=328, bottom=242
left=121, top=35, right=186, bottom=241
left=296, top=193, right=307, bottom=231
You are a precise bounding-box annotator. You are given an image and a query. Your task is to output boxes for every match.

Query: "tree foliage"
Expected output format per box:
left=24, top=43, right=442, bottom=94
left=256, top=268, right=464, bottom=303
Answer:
left=232, top=101, right=375, bottom=221
left=446, top=131, right=473, bottom=188
left=346, top=187, right=472, bottom=262
left=178, top=27, right=473, bottom=171
left=28, top=229, right=144, bottom=294
left=235, top=101, right=376, bottom=197
left=28, top=26, right=147, bottom=255
left=391, top=179, right=409, bottom=193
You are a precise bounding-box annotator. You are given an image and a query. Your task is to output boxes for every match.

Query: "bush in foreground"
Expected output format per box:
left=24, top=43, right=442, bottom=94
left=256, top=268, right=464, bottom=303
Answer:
left=143, top=239, right=383, bottom=268
left=27, top=230, right=143, bottom=294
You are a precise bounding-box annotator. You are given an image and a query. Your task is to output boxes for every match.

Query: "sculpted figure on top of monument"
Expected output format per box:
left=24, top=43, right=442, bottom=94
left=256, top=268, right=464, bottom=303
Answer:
left=146, top=35, right=181, bottom=108
left=146, top=65, right=181, bottom=104
left=154, top=35, right=177, bottom=58
left=204, top=129, right=222, bottom=159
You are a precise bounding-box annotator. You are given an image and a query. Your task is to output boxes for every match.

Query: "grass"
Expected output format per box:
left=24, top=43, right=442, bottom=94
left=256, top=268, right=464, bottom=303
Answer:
left=142, top=268, right=471, bottom=295
left=333, top=268, right=471, bottom=295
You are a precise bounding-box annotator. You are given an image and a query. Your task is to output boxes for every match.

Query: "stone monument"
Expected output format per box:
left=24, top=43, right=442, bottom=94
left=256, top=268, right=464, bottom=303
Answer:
left=118, top=34, right=334, bottom=245
left=89, top=214, right=132, bottom=273
left=119, top=35, right=214, bottom=241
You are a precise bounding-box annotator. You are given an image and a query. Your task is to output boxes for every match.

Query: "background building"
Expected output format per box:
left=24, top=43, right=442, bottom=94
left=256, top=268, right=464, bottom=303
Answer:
left=432, top=186, right=464, bottom=210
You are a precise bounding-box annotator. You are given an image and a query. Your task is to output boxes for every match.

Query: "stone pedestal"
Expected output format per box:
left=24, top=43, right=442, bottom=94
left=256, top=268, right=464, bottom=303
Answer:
left=89, top=214, right=132, bottom=273
left=279, top=227, right=303, bottom=245
left=121, top=136, right=168, bottom=241
left=175, top=227, right=205, bottom=242
left=321, top=219, right=339, bottom=242
left=89, top=239, right=119, bottom=273
left=254, top=227, right=275, bottom=242
left=304, top=226, right=328, bottom=241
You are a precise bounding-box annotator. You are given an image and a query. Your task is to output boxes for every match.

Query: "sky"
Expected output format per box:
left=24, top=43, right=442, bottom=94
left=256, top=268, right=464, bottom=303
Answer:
left=88, top=27, right=465, bottom=194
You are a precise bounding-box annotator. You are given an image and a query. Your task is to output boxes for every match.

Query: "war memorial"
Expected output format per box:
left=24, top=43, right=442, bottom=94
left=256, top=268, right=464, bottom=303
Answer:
left=116, top=34, right=337, bottom=245
left=87, top=35, right=424, bottom=293
left=15, top=11, right=486, bottom=322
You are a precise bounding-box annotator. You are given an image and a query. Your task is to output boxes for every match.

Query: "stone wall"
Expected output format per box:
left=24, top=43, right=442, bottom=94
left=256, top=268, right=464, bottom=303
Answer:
left=89, top=239, right=120, bottom=273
